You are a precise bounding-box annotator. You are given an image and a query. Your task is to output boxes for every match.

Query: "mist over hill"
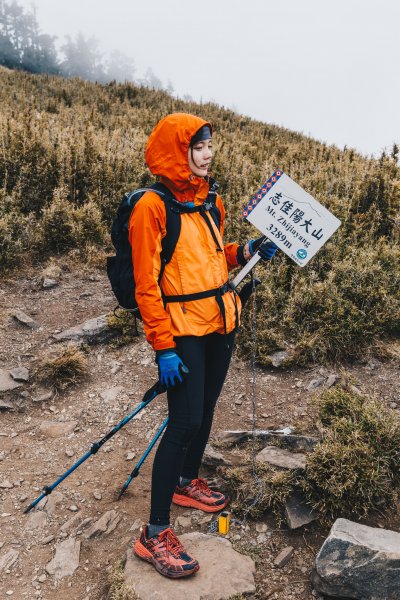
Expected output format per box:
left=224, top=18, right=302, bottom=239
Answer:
left=0, top=0, right=169, bottom=89
left=0, top=68, right=399, bottom=365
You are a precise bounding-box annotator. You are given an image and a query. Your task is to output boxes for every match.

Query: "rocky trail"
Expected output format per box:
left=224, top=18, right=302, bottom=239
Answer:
left=0, top=264, right=399, bottom=600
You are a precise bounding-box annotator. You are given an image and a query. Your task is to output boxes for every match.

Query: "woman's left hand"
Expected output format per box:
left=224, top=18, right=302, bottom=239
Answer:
left=247, top=237, right=278, bottom=261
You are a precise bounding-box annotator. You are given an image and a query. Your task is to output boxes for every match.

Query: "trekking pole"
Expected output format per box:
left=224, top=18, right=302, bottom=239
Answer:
left=230, top=237, right=267, bottom=289
left=117, top=417, right=169, bottom=499
left=24, top=380, right=165, bottom=514
left=228, top=237, right=270, bottom=308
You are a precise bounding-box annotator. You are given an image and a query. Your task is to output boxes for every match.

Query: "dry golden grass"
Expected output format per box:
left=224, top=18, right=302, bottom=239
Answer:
left=105, top=562, right=139, bottom=600
left=0, top=69, right=399, bottom=364
left=106, top=309, right=140, bottom=346
left=35, top=343, right=88, bottom=389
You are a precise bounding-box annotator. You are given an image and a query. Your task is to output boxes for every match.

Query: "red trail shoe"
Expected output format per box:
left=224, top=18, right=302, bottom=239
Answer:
left=134, top=526, right=199, bottom=578
left=173, top=477, right=229, bottom=512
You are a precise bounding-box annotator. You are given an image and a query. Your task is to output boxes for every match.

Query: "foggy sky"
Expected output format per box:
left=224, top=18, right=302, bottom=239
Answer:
left=16, top=0, right=400, bottom=157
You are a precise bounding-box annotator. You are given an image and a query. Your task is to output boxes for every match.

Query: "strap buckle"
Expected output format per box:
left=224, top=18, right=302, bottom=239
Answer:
left=218, top=282, right=229, bottom=295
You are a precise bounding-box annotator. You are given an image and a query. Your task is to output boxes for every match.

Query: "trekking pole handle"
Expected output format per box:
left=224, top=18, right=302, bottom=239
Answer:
left=231, top=250, right=262, bottom=289
left=179, top=364, right=189, bottom=377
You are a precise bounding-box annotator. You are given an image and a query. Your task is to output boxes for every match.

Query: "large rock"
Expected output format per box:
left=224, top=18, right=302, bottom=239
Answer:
left=0, top=549, right=19, bottom=572
left=0, top=398, right=14, bottom=409
left=312, top=518, right=400, bottom=600
left=32, top=389, right=53, bottom=403
left=9, top=367, right=29, bottom=382
left=37, top=490, right=63, bottom=515
left=0, top=370, right=22, bottom=393
left=39, top=420, right=77, bottom=437
left=124, top=532, right=255, bottom=599
left=202, top=444, right=232, bottom=467
left=25, top=510, right=47, bottom=531
left=52, top=314, right=120, bottom=344
left=268, top=350, right=291, bottom=367
left=217, top=430, right=318, bottom=451
left=84, top=510, right=120, bottom=539
left=46, top=538, right=81, bottom=579
left=10, top=309, right=40, bottom=330
left=284, top=491, right=317, bottom=529
left=42, top=278, right=58, bottom=289
left=256, top=446, right=306, bottom=470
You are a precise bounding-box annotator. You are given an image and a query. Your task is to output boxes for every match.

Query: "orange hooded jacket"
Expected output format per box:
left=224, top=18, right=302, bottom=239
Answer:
left=128, top=113, right=242, bottom=351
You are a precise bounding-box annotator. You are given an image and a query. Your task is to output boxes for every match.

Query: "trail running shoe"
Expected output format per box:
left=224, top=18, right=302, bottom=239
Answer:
left=172, top=477, right=229, bottom=512
left=133, top=526, right=199, bottom=578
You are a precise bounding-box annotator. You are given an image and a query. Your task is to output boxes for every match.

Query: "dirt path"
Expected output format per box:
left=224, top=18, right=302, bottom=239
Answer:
left=0, top=264, right=399, bottom=600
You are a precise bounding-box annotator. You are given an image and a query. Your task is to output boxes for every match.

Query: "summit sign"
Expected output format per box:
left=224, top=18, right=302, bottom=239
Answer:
left=243, top=171, right=341, bottom=266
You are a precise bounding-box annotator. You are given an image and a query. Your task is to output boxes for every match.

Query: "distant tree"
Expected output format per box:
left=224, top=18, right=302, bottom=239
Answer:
left=142, top=67, right=163, bottom=90
left=105, top=49, right=135, bottom=83
left=165, top=79, right=174, bottom=95
left=0, top=0, right=59, bottom=73
left=60, top=33, right=106, bottom=81
left=0, top=0, right=160, bottom=88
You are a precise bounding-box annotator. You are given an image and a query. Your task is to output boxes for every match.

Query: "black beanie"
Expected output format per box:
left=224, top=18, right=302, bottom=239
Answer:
left=190, top=125, right=212, bottom=146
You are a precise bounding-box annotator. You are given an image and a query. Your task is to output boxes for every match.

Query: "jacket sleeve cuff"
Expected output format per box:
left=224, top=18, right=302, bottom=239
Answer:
left=155, top=348, right=177, bottom=363
left=236, top=245, right=247, bottom=266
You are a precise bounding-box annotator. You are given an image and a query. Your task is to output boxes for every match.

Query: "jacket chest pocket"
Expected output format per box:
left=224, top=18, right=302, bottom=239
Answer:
left=173, top=215, right=225, bottom=292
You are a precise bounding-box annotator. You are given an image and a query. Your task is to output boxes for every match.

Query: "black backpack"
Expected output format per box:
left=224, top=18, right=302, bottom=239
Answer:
left=106, top=180, right=221, bottom=319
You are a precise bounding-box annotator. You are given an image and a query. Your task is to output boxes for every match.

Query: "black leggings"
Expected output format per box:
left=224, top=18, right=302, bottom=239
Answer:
left=149, top=331, right=235, bottom=525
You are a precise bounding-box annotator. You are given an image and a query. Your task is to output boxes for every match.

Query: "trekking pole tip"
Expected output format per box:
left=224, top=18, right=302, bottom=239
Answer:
left=117, top=483, right=129, bottom=500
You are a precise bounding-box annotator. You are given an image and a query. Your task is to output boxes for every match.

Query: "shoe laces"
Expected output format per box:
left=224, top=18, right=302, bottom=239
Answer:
left=159, top=528, right=184, bottom=558
left=191, top=477, right=212, bottom=496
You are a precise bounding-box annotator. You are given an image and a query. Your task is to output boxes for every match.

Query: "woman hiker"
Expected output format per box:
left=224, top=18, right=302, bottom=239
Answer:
left=129, top=112, right=278, bottom=578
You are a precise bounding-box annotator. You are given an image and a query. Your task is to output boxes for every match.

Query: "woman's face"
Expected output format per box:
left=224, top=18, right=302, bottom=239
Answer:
left=188, top=139, right=212, bottom=177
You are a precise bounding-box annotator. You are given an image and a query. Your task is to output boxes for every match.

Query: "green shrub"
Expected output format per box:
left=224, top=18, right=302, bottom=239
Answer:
left=0, top=210, right=34, bottom=272
left=72, top=199, right=107, bottom=247
left=35, top=189, right=107, bottom=256
left=302, top=388, right=400, bottom=517
left=223, top=463, right=297, bottom=521
left=106, top=309, right=140, bottom=346
left=239, top=241, right=400, bottom=365
left=38, top=187, right=76, bottom=253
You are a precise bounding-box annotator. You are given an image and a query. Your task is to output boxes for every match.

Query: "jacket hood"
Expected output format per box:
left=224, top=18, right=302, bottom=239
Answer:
left=145, top=113, right=212, bottom=197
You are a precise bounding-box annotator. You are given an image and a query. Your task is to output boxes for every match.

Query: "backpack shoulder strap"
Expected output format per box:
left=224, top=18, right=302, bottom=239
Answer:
left=146, top=182, right=182, bottom=280
left=204, top=177, right=221, bottom=231
left=141, top=180, right=223, bottom=279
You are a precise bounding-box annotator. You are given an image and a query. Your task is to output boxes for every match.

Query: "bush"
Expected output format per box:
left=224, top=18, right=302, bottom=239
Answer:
left=239, top=241, right=400, bottom=365
left=106, top=309, right=140, bottom=346
left=72, top=199, right=107, bottom=248
left=35, top=188, right=107, bottom=257
left=222, top=463, right=297, bottom=521
left=302, top=388, right=400, bottom=518
left=0, top=209, right=34, bottom=272
left=38, top=187, right=76, bottom=254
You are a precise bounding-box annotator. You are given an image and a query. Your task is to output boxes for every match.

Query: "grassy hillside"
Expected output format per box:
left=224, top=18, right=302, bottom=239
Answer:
left=0, top=68, right=399, bottom=364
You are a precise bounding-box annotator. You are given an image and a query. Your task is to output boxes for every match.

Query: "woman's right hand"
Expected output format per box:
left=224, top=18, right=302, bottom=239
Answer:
left=156, top=351, right=188, bottom=388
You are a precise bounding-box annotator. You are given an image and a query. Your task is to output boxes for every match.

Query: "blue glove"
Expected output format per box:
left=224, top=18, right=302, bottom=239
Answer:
left=248, top=237, right=278, bottom=261
left=258, top=240, right=278, bottom=261
left=156, top=351, right=187, bottom=388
